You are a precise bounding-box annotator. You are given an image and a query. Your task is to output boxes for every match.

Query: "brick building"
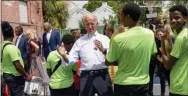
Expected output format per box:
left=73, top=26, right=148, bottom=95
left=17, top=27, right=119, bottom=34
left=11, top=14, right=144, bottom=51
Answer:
left=1, top=1, right=44, bottom=42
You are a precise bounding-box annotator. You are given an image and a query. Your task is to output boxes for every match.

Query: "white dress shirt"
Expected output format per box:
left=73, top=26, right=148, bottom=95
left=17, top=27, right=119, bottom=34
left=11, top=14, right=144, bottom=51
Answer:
left=64, top=31, right=110, bottom=70
left=46, top=29, right=52, bottom=43
left=16, top=33, right=23, bottom=47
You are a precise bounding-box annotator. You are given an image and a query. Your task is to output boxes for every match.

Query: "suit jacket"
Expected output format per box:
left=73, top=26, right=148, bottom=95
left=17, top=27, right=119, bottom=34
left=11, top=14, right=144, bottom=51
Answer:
left=43, top=29, right=61, bottom=59
left=16, top=34, right=28, bottom=62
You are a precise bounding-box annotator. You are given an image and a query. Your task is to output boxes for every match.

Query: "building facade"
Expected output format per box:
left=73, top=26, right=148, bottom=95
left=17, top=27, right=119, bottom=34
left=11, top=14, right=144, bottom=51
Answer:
left=66, top=2, right=90, bottom=29
left=66, top=2, right=115, bottom=29
left=92, top=2, right=115, bottom=26
left=2, top=1, right=43, bottom=41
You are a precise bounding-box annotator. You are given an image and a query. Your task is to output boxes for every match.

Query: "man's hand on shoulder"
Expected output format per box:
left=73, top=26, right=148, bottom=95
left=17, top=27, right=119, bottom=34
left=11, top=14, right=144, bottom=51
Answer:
left=57, top=43, right=67, bottom=56
left=57, top=43, right=69, bottom=63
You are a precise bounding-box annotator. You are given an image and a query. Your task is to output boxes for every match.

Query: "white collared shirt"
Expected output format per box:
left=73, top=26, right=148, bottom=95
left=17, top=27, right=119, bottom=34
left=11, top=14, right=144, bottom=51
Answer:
left=46, top=29, right=52, bottom=43
left=64, top=31, right=110, bottom=70
left=16, top=33, right=23, bottom=47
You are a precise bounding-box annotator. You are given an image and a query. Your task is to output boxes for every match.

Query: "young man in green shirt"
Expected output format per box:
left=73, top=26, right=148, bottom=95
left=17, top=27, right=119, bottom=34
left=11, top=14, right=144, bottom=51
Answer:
left=1, top=21, right=32, bottom=96
left=106, top=3, right=157, bottom=96
left=46, top=34, right=77, bottom=96
left=161, top=5, right=188, bottom=96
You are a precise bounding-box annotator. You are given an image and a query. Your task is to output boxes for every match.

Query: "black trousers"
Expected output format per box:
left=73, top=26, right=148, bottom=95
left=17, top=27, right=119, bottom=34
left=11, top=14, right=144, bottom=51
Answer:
left=75, top=89, right=80, bottom=96
left=149, top=57, right=169, bottom=95
left=49, top=83, right=76, bottom=96
left=157, top=64, right=170, bottom=85
left=79, top=69, right=113, bottom=96
left=170, top=93, right=188, bottom=96
left=3, top=73, right=25, bottom=96
left=113, top=84, right=149, bottom=96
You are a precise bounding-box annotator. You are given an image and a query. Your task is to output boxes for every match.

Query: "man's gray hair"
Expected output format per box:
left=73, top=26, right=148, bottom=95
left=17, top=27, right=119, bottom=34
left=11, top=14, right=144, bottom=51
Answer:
left=83, top=14, right=98, bottom=23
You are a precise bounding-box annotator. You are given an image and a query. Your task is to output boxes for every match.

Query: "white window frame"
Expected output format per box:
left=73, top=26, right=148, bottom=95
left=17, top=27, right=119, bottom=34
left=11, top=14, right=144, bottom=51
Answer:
left=19, top=1, right=28, bottom=23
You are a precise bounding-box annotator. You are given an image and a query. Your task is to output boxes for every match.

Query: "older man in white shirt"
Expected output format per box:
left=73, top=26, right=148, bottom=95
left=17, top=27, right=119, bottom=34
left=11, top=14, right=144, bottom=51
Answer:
left=58, top=14, right=113, bottom=96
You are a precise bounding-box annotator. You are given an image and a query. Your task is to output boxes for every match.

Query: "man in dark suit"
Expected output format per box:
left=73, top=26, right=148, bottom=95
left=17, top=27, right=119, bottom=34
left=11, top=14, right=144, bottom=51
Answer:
left=15, top=26, right=28, bottom=63
left=42, top=22, right=61, bottom=59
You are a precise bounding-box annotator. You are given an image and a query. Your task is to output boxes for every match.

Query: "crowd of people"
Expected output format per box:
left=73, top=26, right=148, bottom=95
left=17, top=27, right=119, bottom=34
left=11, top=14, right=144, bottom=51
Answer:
left=1, top=3, right=188, bottom=96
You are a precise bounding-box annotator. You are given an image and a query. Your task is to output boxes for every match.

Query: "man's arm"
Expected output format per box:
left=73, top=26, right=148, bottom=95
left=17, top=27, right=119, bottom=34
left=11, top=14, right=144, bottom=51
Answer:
left=94, top=40, right=107, bottom=55
left=46, top=53, right=52, bottom=77
left=94, top=38, right=118, bottom=65
left=13, top=60, right=31, bottom=80
left=9, top=46, right=32, bottom=80
left=59, top=53, right=69, bottom=63
left=105, top=38, right=120, bottom=66
left=57, top=45, right=77, bottom=66
left=58, top=40, right=80, bottom=66
left=161, top=35, right=177, bottom=70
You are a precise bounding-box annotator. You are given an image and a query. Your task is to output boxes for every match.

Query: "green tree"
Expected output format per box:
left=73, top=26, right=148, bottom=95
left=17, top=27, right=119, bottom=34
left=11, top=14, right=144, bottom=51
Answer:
left=43, top=1, right=69, bottom=29
left=167, top=0, right=188, bottom=8
left=83, top=1, right=104, bottom=12
left=79, top=18, right=85, bottom=29
left=83, top=0, right=162, bottom=25
left=107, top=15, right=118, bottom=27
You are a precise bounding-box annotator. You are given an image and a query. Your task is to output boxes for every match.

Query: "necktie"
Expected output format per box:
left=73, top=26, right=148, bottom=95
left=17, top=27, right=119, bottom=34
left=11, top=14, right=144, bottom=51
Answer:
left=16, top=37, right=18, bottom=43
left=16, top=37, right=19, bottom=47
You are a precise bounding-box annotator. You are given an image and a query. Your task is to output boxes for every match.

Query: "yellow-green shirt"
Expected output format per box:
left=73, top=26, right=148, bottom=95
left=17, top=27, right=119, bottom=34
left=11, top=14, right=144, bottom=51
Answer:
left=170, top=27, right=188, bottom=95
left=2, top=41, right=24, bottom=76
left=107, top=26, right=157, bottom=85
left=46, top=51, right=77, bottom=89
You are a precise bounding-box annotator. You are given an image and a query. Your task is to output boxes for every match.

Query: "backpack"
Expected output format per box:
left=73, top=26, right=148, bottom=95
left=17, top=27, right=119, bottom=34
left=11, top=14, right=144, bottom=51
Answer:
left=1, top=42, right=13, bottom=62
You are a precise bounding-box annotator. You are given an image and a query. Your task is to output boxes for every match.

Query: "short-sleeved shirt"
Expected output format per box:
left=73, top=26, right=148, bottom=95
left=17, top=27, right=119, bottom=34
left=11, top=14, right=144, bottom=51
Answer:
left=170, top=27, right=188, bottom=95
left=106, top=26, right=157, bottom=85
left=46, top=51, right=77, bottom=89
left=2, top=41, right=24, bottom=76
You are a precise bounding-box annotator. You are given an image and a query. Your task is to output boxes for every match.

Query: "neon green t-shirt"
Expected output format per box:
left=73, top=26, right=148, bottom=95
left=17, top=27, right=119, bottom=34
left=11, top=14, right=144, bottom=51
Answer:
left=170, top=28, right=188, bottom=95
left=46, top=51, right=77, bottom=89
left=107, top=26, right=157, bottom=85
left=2, top=41, right=24, bottom=76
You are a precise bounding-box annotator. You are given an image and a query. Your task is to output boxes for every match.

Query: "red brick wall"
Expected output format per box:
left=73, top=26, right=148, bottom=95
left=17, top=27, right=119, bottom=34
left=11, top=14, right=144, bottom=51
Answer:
left=1, top=1, right=43, bottom=42
left=2, top=1, right=20, bottom=23
left=2, top=1, right=43, bottom=25
left=27, top=1, right=43, bottom=25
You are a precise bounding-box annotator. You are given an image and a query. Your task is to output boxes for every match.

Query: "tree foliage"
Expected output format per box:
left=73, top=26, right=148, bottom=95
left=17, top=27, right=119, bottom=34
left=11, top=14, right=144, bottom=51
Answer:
left=43, top=1, right=69, bottom=29
left=83, top=0, right=163, bottom=25
left=79, top=18, right=85, bottom=29
left=166, top=0, right=188, bottom=9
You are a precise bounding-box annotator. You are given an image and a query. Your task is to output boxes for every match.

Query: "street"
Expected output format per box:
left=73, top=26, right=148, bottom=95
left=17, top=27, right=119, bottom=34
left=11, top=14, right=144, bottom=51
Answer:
left=153, top=75, right=169, bottom=96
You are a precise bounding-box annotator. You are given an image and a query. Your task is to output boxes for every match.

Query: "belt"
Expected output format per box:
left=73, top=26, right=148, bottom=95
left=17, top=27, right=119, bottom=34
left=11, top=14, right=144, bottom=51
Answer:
left=82, top=69, right=108, bottom=75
